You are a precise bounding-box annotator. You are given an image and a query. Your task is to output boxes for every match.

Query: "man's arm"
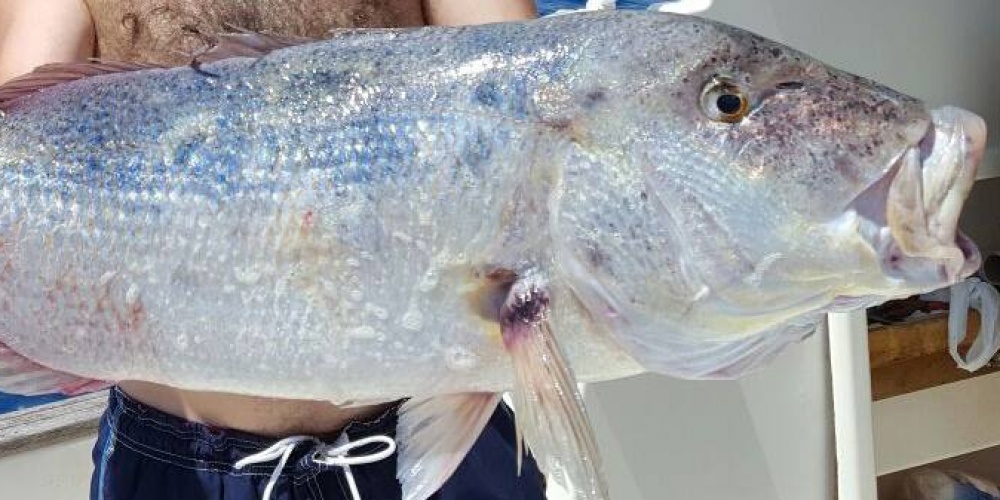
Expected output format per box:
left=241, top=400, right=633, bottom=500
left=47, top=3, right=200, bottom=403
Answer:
left=0, top=0, right=95, bottom=84
left=424, top=0, right=537, bottom=26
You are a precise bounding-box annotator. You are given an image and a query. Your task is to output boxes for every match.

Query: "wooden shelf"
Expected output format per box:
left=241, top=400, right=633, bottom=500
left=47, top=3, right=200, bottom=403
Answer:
left=868, top=310, right=998, bottom=400
left=869, top=307, right=1000, bottom=476
left=874, top=370, right=1000, bottom=476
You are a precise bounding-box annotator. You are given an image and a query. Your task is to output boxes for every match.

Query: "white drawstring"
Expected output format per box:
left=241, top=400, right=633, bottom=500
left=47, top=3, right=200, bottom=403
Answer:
left=233, top=433, right=396, bottom=500
left=313, top=434, right=397, bottom=500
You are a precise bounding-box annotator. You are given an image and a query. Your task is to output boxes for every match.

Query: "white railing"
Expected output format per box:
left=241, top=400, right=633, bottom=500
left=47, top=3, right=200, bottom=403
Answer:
left=829, top=310, right=878, bottom=500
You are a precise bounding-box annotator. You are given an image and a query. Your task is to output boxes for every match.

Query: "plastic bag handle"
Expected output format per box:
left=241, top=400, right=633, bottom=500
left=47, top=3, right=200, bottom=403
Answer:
left=948, top=278, right=1000, bottom=372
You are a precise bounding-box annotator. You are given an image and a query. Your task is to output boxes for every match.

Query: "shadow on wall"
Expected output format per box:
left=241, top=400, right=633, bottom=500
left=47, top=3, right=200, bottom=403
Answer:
left=960, top=178, right=1000, bottom=256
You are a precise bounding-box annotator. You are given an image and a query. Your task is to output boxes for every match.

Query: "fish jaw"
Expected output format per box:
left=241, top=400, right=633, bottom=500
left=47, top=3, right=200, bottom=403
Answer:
left=851, top=106, right=985, bottom=291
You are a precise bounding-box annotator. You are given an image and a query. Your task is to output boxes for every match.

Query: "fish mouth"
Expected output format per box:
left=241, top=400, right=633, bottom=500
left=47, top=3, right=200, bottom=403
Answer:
left=851, top=106, right=985, bottom=288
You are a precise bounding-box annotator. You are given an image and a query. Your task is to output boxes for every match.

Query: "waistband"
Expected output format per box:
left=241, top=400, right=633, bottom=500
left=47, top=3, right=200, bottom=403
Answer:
left=102, top=386, right=401, bottom=476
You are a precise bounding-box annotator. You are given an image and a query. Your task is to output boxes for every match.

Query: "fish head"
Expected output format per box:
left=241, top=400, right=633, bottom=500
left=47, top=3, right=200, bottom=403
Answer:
left=555, top=13, right=985, bottom=376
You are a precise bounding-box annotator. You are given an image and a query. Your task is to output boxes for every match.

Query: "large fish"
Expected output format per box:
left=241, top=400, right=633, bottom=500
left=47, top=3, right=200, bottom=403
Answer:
left=0, top=10, right=986, bottom=500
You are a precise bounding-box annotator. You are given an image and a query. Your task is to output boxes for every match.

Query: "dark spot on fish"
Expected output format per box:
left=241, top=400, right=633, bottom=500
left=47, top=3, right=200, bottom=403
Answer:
left=640, top=191, right=648, bottom=201
left=776, top=81, right=804, bottom=91
left=583, top=89, right=607, bottom=109
left=544, top=117, right=574, bottom=134
left=503, top=286, right=549, bottom=327
left=771, top=48, right=782, bottom=58
left=189, top=58, right=220, bottom=78
left=458, top=130, right=493, bottom=170
left=586, top=245, right=608, bottom=268
left=486, top=268, right=518, bottom=283
left=473, top=81, right=501, bottom=107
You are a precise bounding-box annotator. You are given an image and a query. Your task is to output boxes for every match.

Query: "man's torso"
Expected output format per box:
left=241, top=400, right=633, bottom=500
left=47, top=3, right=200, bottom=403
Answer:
left=84, top=0, right=426, bottom=65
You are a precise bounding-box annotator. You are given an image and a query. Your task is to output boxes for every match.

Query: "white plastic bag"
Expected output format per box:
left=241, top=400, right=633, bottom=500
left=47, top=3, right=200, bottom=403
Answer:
left=648, top=0, right=714, bottom=14
left=948, top=278, right=1000, bottom=372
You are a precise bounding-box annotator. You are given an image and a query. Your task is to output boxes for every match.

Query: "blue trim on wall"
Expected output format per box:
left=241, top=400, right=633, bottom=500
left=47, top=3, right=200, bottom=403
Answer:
left=0, top=392, right=67, bottom=414
left=536, top=1, right=662, bottom=16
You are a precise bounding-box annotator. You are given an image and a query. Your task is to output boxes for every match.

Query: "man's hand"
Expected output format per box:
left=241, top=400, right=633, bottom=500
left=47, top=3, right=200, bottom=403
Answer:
left=0, top=0, right=95, bottom=84
left=424, top=0, right=537, bottom=26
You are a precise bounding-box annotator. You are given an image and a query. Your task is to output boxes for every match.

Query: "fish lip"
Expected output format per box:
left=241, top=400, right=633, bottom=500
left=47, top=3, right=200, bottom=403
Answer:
left=852, top=106, right=986, bottom=287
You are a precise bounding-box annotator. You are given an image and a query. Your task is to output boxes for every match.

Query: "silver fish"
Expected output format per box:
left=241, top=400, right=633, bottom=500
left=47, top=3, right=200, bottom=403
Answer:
left=0, top=11, right=986, bottom=500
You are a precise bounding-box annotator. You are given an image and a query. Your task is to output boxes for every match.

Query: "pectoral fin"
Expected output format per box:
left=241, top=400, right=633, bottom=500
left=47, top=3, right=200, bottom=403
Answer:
left=501, top=272, right=608, bottom=500
left=396, top=392, right=501, bottom=500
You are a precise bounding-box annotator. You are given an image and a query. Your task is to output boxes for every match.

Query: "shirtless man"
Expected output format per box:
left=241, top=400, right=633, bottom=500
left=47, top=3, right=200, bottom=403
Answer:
left=0, top=2, right=543, bottom=499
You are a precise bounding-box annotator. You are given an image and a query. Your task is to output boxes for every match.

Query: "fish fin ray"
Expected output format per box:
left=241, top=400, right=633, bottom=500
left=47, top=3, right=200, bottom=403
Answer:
left=620, top=316, right=821, bottom=380
left=192, top=32, right=319, bottom=65
left=507, top=320, right=608, bottom=500
left=192, top=25, right=422, bottom=66
left=0, top=61, right=164, bottom=111
left=0, top=342, right=110, bottom=396
left=396, top=392, right=501, bottom=500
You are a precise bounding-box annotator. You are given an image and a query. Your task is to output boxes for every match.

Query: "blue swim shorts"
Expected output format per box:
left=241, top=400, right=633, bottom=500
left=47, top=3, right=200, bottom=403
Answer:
left=91, top=387, right=546, bottom=500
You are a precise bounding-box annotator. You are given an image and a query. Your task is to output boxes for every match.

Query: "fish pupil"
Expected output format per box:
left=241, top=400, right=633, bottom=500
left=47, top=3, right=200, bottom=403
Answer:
left=716, top=94, right=743, bottom=115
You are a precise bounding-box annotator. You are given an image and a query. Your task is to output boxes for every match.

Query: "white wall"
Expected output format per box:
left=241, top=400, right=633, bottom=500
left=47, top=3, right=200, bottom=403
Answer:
left=960, top=178, right=1000, bottom=256
left=0, top=437, right=94, bottom=498
left=586, top=328, right=834, bottom=500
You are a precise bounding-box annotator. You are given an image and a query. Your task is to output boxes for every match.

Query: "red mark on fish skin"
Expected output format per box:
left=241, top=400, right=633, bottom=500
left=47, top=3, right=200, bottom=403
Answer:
left=109, top=287, right=146, bottom=335
left=39, top=270, right=147, bottom=337
left=301, top=210, right=316, bottom=232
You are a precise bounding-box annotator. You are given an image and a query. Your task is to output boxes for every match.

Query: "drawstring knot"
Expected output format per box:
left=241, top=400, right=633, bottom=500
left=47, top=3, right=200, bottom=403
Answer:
left=234, top=433, right=396, bottom=500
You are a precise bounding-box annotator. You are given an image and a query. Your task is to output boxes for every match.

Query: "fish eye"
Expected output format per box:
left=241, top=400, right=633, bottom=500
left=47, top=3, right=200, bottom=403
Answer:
left=700, top=78, right=749, bottom=123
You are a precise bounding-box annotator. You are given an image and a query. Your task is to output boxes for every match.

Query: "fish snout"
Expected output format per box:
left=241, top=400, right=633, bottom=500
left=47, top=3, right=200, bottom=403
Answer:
left=882, top=106, right=986, bottom=285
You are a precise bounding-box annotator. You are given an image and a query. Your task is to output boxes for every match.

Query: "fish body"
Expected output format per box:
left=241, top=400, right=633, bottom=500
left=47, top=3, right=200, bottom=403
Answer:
left=0, top=17, right=647, bottom=402
left=0, top=11, right=987, bottom=500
